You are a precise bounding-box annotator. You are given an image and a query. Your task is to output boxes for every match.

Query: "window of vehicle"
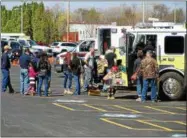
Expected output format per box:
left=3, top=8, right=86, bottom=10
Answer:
left=80, top=41, right=95, bottom=52
left=18, top=40, right=27, bottom=46
left=28, top=40, right=37, bottom=46
left=52, top=42, right=59, bottom=46
left=10, top=42, right=21, bottom=49
left=67, top=43, right=77, bottom=47
left=164, top=36, right=184, bottom=54
left=61, top=43, right=68, bottom=46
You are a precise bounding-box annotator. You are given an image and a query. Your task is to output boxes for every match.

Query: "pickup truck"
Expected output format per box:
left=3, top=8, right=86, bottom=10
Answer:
left=17, top=39, right=53, bottom=57
left=54, top=38, right=97, bottom=73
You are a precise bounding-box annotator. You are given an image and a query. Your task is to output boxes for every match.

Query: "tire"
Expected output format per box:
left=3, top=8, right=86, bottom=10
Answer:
left=159, top=72, right=184, bottom=100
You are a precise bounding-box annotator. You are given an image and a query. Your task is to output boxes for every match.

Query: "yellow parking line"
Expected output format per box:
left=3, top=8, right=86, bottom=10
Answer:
left=136, top=120, right=173, bottom=132
left=100, top=118, right=133, bottom=129
left=113, top=105, right=142, bottom=113
left=145, top=106, right=176, bottom=115
left=175, top=121, right=186, bottom=126
left=83, top=104, right=107, bottom=112
left=175, top=107, right=186, bottom=111
left=52, top=103, right=75, bottom=111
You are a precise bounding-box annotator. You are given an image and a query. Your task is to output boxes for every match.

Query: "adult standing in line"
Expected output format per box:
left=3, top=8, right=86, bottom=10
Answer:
left=133, top=50, right=143, bottom=101
left=105, top=47, right=116, bottom=73
left=139, top=50, right=158, bottom=103
left=19, top=48, right=31, bottom=95
left=82, top=47, right=95, bottom=93
left=63, top=52, right=73, bottom=95
left=37, top=52, right=51, bottom=96
left=102, top=47, right=116, bottom=92
left=70, top=53, right=82, bottom=95
left=1, top=45, right=14, bottom=93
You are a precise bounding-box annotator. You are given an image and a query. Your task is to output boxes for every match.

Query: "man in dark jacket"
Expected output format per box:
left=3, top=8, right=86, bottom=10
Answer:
left=19, top=48, right=31, bottom=95
left=1, top=45, right=14, bottom=93
left=143, top=41, right=155, bottom=55
left=70, top=53, right=83, bottom=95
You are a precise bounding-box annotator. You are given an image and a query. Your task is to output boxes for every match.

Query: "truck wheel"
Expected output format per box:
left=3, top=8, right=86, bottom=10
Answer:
left=159, top=72, right=184, bottom=100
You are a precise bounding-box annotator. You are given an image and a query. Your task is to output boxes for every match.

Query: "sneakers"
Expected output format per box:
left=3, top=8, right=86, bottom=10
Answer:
left=67, top=89, right=73, bottom=95
left=136, top=97, right=141, bottom=102
left=107, top=96, right=115, bottom=100
left=64, top=89, right=68, bottom=94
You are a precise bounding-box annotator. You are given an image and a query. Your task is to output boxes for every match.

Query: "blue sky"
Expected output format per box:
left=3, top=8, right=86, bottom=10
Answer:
left=2, top=1, right=186, bottom=11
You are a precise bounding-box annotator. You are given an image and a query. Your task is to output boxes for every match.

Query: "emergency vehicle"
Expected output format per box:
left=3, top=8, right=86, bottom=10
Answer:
left=97, top=23, right=186, bottom=100
left=96, top=25, right=132, bottom=54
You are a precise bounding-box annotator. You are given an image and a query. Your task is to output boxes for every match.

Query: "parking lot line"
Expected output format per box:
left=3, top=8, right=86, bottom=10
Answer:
left=136, top=120, right=173, bottom=132
left=145, top=106, right=176, bottom=114
left=113, top=105, right=142, bottom=113
left=175, top=107, right=186, bottom=111
left=174, top=121, right=186, bottom=126
left=100, top=118, right=133, bottom=129
left=83, top=104, right=107, bottom=112
left=52, top=103, right=75, bottom=111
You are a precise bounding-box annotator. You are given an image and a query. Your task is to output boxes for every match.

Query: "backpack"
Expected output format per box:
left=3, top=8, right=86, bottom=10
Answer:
left=38, top=60, right=50, bottom=76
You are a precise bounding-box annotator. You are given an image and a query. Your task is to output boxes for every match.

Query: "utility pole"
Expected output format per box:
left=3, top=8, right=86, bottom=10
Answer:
left=66, top=0, right=70, bottom=42
left=142, top=1, right=145, bottom=23
left=174, top=3, right=177, bottom=23
left=21, top=2, right=23, bottom=33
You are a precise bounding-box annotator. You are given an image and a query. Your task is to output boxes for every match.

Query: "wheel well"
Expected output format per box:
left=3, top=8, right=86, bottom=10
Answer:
left=159, top=69, right=184, bottom=78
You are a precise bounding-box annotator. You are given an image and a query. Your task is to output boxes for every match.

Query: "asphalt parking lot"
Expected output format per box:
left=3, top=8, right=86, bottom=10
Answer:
left=1, top=65, right=186, bottom=137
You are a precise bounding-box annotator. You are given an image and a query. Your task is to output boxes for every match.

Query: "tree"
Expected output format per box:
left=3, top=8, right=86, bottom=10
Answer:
left=151, top=4, right=170, bottom=21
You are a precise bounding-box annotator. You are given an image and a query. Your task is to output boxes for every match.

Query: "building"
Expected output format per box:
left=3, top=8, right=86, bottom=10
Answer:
left=69, top=22, right=111, bottom=41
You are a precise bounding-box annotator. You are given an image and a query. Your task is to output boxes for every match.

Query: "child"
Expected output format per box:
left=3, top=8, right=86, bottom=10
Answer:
left=26, top=62, right=38, bottom=95
left=103, top=66, right=119, bottom=99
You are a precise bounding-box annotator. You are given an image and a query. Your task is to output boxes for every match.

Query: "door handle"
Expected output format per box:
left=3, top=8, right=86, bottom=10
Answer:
left=168, top=57, right=175, bottom=61
left=161, top=58, right=167, bottom=61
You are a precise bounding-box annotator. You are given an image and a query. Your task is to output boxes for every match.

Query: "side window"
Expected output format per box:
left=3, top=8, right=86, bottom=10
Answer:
left=11, top=42, right=20, bottom=49
left=67, top=43, right=76, bottom=47
left=79, top=41, right=95, bottom=52
left=61, top=43, right=67, bottom=46
left=18, top=40, right=26, bottom=46
left=164, top=36, right=184, bottom=54
left=146, top=35, right=157, bottom=48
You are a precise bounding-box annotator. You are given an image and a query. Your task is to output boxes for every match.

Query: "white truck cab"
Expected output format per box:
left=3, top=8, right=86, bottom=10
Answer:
left=54, top=38, right=97, bottom=73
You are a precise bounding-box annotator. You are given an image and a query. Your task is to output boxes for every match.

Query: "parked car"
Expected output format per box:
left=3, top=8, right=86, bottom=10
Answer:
left=17, top=39, right=53, bottom=57
left=52, top=42, right=77, bottom=56
left=1, top=40, right=23, bottom=58
left=54, top=39, right=96, bottom=73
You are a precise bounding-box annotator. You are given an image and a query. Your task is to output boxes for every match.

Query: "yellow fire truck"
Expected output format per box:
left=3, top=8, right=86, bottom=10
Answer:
left=97, top=23, right=186, bottom=100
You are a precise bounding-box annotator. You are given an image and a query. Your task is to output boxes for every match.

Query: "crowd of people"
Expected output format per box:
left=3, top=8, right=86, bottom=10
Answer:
left=1, top=46, right=52, bottom=96
left=1, top=41, right=159, bottom=102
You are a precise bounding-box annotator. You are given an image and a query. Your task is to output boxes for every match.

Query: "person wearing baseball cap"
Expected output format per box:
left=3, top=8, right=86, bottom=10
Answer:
left=1, top=45, right=14, bottom=93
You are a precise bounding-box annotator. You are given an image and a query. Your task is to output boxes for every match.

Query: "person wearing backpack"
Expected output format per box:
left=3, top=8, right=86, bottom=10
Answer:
left=37, top=52, right=51, bottom=96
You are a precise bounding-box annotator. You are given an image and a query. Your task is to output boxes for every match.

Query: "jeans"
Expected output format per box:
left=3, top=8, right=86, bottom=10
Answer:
left=73, top=74, right=80, bottom=95
left=102, top=68, right=111, bottom=92
left=83, top=68, right=93, bottom=91
left=48, top=71, right=51, bottom=90
left=1, top=69, right=9, bottom=92
left=20, top=69, right=29, bottom=94
left=37, top=76, right=49, bottom=96
left=141, top=78, right=157, bottom=101
left=64, top=70, right=72, bottom=89
left=136, top=76, right=143, bottom=97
